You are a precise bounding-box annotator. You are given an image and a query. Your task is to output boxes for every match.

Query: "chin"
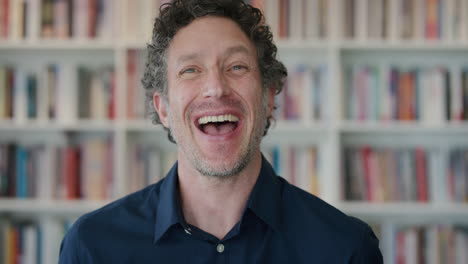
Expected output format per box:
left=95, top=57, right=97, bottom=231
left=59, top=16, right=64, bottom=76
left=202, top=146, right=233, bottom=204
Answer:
left=196, top=163, right=246, bottom=178
left=193, top=149, right=253, bottom=178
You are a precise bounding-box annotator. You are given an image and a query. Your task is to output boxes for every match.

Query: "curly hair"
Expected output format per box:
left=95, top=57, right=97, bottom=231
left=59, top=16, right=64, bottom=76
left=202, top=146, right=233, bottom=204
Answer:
left=142, top=0, right=287, bottom=143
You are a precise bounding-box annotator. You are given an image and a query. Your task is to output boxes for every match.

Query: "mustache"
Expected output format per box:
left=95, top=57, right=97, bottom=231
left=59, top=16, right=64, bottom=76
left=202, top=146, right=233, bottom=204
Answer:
left=189, top=98, right=246, bottom=114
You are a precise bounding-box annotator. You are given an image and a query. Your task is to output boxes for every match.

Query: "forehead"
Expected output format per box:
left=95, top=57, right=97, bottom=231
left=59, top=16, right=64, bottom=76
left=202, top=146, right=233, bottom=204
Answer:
left=167, top=16, right=257, bottom=64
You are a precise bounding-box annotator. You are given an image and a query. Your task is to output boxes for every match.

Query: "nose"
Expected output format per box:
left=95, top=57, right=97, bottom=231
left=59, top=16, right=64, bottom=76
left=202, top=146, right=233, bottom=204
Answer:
left=202, top=68, right=231, bottom=98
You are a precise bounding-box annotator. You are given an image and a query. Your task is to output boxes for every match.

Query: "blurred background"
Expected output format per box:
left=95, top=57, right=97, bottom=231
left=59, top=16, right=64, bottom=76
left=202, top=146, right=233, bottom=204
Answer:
left=1, top=0, right=468, bottom=263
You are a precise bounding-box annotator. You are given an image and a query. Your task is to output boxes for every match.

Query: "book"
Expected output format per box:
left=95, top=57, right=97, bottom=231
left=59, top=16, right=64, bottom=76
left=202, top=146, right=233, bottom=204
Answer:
left=463, top=69, right=468, bottom=119
left=425, top=0, right=440, bottom=39
left=367, top=0, right=386, bottom=39
left=0, top=146, right=7, bottom=196
left=40, top=0, right=54, bottom=37
left=0, top=67, right=6, bottom=119
left=13, top=68, right=27, bottom=124
left=46, top=64, right=57, bottom=119
left=55, top=63, right=77, bottom=123
left=344, top=0, right=355, bottom=38
left=26, top=73, right=37, bottom=119
left=415, top=147, right=429, bottom=202
left=451, top=67, right=464, bottom=121
left=54, top=0, right=70, bottom=38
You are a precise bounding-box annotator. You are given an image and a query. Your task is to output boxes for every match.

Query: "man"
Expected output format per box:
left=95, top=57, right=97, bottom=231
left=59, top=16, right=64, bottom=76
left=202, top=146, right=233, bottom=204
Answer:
left=59, top=0, right=383, bottom=263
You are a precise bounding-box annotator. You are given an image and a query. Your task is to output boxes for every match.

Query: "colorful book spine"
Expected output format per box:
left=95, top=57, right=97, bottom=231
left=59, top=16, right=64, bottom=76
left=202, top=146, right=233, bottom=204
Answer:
left=347, top=65, right=468, bottom=122
left=264, top=145, right=320, bottom=196
left=0, top=218, right=74, bottom=264
left=0, top=138, right=113, bottom=200
left=278, top=64, right=327, bottom=122
left=394, top=225, right=468, bottom=264
left=344, top=146, right=431, bottom=202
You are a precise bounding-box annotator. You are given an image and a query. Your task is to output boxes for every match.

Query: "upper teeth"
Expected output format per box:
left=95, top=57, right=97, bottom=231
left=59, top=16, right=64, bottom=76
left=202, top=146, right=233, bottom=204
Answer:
left=198, top=114, right=239, bottom=125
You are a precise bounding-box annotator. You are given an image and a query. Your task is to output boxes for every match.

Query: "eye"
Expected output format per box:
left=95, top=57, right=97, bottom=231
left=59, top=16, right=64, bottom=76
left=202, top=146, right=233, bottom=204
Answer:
left=231, top=65, right=247, bottom=71
left=178, top=67, right=201, bottom=79
left=228, top=64, right=249, bottom=75
left=180, top=67, right=198, bottom=75
left=232, top=65, right=246, bottom=70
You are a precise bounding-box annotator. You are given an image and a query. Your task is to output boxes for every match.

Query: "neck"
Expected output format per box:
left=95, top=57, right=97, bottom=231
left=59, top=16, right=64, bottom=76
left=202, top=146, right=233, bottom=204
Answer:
left=177, top=152, right=262, bottom=240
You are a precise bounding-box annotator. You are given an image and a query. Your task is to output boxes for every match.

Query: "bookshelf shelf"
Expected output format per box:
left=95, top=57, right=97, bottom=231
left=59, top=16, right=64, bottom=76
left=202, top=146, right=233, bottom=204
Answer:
left=125, top=120, right=163, bottom=131
left=0, top=40, right=116, bottom=50
left=124, top=120, right=331, bottom=144
left=121, top=40, right=148, bottom=50
left=273, top=121, right=329, bottom=132
left=0, top=199, right=110, bottom=215
left=339, top=122, right=468, bottom=135
left=0, top=121, right=117, bottom=132
left=275, top=39, right=331, bottom=50
left=339, top=41, right=468, bottom=51
left=340, top=202, right=468, bottom=223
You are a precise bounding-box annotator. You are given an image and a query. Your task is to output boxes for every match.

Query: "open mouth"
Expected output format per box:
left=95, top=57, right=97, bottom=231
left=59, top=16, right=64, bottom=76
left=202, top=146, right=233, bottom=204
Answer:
left=196, top=114, right=240, bottom=136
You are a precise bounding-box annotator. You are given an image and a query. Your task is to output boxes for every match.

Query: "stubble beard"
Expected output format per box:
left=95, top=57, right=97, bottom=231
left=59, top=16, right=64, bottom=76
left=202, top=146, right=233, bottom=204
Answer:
left=167, top=95, right=269, bottom=179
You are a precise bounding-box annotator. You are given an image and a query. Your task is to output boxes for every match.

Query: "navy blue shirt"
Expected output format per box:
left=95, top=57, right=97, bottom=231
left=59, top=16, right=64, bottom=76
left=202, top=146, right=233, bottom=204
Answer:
left=59, top=156, right=383, bottom=263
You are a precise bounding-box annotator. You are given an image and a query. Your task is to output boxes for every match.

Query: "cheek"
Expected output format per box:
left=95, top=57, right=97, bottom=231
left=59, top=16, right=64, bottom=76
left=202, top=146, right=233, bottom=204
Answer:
left=169, top=87, right=196, bottom=120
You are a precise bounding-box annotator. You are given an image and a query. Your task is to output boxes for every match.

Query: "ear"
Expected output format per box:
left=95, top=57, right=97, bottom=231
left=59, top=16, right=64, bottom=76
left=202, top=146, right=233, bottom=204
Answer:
left=153, top=92, right=169, bottom=128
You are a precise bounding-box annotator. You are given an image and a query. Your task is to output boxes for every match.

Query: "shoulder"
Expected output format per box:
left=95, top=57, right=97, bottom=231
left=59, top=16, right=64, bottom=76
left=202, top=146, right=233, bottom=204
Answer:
left=278, top=178, right=383, bottom=262
left=75, top=182, right=160, bottom=232
left=59, top=182, right=163, bottom=263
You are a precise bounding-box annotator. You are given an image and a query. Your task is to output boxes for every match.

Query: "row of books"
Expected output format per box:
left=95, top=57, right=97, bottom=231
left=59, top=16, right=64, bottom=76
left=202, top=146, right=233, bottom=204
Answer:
left=0, top=217, right=71, bottom=264
left=344, top=0, right=468, bottom=41
left=394, top=225, right=468, bottom=264
left=344, top=146, right=431, bottom=202
left=125, top=0, right=330, bottom=41
left=264, top=145, right=320, bottom=196
left=275, top=64, right=328, bottom=122
left=0, top=0, right=115, bottom=40
left=126, top=142, right=176, bottom=194
left=345, top=65, right=468, bottom=123
left=0, top=64, right=115, bottom=122
left=447, top=149, right=468, bottom=203
left=4, top=0, right=468, bottom=43
left=254, top=0, right=329, bottom=40
left=0, top=138, right=113, bottom=200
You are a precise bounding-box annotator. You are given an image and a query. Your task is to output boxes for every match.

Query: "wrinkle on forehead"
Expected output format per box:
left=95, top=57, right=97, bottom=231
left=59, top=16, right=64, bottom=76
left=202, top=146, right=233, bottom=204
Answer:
left=175, top=45, right=254, bottom=67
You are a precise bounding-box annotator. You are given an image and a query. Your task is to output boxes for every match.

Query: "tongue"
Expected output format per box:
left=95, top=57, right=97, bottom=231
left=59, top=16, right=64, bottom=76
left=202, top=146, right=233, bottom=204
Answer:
left=203, top=122, right=236, bottom=135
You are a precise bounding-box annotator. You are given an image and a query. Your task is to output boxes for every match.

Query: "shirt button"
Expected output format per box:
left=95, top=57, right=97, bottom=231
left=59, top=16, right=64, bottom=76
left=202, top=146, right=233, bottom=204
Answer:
left=216, top=244, right=225, bottom=253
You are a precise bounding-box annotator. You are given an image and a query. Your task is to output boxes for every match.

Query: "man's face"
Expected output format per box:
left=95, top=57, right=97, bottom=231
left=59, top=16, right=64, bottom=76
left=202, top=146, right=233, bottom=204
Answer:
left=154, top=16, right=274, bottom=177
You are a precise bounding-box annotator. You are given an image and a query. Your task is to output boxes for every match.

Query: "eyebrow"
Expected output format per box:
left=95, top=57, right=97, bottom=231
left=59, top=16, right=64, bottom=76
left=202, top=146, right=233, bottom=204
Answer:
left=225, top=45, right=252, bottom=57
left=175, top=45, right=253, bottom=66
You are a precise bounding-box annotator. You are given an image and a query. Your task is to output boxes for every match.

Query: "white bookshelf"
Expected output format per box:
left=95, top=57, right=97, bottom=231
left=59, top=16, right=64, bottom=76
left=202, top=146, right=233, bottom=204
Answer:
left=1, top=0, right=468, bottom=263
left=0, top=199, right=110, bottom=215
left=339, top=202, right=468, bottom=223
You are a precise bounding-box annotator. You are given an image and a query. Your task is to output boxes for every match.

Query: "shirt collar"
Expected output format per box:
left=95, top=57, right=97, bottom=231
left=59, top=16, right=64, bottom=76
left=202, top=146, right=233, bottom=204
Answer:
left=153, top=155, right=282, bottom=243
left=153, top=162, right=185, bottom=244
left=245, top=155, right=282, bottom=232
